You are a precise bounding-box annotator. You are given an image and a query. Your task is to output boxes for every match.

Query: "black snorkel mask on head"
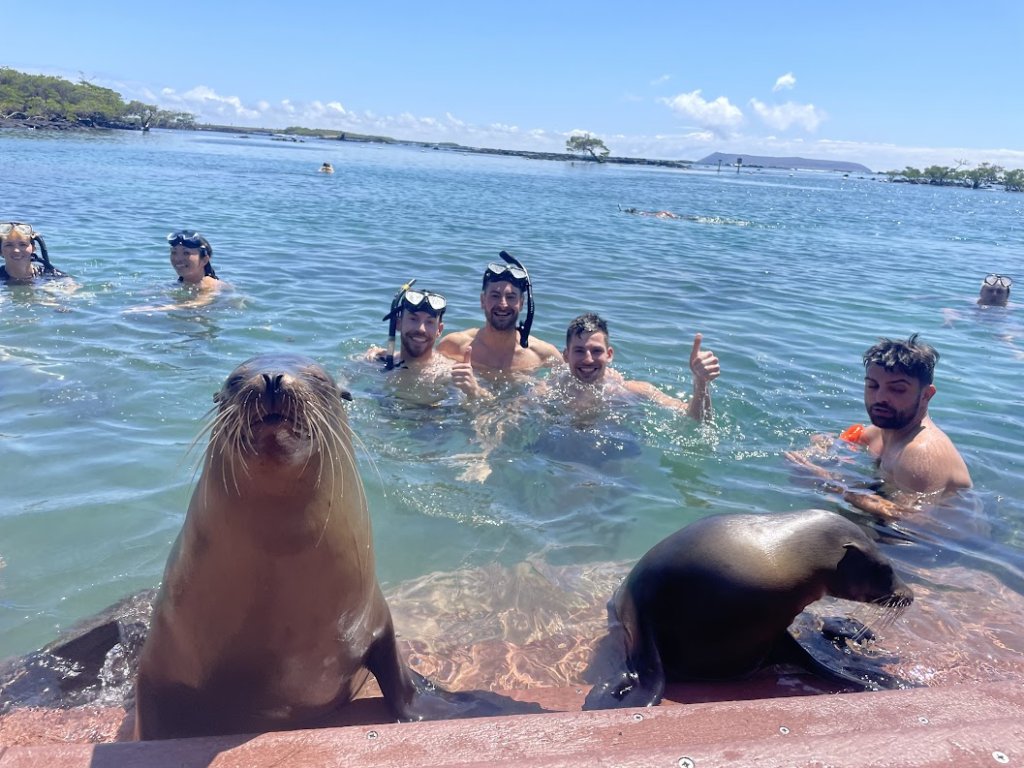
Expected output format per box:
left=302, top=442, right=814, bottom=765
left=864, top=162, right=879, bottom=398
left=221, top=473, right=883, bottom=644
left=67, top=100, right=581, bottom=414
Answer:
left=482, top=250, right=534, bottom=348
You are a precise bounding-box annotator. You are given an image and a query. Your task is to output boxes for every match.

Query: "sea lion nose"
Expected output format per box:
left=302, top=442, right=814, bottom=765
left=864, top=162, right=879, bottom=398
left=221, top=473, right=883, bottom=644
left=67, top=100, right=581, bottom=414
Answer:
left=262, top=373, right=285, bottom=395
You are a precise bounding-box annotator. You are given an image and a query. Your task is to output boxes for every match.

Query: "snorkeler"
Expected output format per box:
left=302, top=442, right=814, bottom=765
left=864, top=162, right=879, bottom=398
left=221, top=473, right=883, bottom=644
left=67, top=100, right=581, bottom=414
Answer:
left=978, top=273, right=1012, bottom=306
left=0, top=222, right=72, bottom=282
left=368, top=280, right=490, bottom=400
left=437, top=251, right=562, bottom=376
left=123, top=230, right=230, bottom=314
left=167, top=231, right=221, bottom=288
left=319, top=162, right=335, bottom=174
left=555, top=312, right=720, bottom=421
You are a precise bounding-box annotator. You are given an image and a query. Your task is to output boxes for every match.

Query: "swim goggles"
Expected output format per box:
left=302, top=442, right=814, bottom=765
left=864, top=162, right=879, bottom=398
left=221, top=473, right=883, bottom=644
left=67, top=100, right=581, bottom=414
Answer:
left=401, top=289, right=447, bottom=315
left=984, top=274, right=1013, bottom=288
left=483, top=262, right=529, bottom=289
left=167, top=231, right=206, bottom=248
left=0, top=222, right=34, bottom=238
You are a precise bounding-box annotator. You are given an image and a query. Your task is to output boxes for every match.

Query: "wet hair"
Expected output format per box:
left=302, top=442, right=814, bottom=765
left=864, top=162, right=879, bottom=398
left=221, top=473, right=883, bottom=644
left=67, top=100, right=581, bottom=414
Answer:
left=565, top=312, right=609, bottom=348
left=862, top=333, right=938, bottom=387
left=173, top=235, right=218, bottom=282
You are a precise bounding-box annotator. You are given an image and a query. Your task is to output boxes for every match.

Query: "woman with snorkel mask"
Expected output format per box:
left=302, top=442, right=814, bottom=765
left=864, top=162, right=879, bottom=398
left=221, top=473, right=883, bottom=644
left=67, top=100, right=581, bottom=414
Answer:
left=167, top=230, right=221, bottom=289
left=124, top=230, right=230, bottom=314
left=0, top=222, right=72, bottom=283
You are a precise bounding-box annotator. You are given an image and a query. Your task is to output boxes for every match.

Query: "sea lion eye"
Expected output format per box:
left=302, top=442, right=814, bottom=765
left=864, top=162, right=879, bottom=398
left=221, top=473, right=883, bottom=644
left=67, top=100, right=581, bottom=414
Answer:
left=340, top=388, right=353, bottom=402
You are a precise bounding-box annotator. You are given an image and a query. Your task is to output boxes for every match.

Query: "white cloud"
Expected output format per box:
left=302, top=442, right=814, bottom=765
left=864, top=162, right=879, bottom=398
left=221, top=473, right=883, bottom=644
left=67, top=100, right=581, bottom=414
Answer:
left=773, top=73, right=796, bottom=92
left=659, top=90, right=744, bottom=134
left=750, top=99, right=825, bottom=132
left=650, top=74, right=671, bottom=86
left=113, top=77, right=1024, bottom=171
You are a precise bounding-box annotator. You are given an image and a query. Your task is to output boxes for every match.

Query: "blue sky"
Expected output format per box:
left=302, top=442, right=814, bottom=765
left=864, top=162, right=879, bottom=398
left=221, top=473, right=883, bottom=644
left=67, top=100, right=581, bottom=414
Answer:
left=5, top=1, right=1023, bottom=171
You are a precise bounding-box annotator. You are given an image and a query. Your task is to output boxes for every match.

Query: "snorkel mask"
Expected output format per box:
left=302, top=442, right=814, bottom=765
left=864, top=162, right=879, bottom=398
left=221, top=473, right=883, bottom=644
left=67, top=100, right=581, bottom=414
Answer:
left=482, top=250, right=534, bottom=348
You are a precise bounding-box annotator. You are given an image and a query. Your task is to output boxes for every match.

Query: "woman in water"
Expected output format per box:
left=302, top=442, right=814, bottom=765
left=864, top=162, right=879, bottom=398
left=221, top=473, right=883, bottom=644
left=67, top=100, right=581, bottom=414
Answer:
left=0, top=222, right=72, bottom=282
left=125, top=230, right=229, bottom=313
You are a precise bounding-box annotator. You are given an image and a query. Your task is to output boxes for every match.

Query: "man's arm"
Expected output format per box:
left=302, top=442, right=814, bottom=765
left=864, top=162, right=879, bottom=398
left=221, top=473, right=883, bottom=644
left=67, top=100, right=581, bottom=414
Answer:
left=621, top=334, right=720, bottom=421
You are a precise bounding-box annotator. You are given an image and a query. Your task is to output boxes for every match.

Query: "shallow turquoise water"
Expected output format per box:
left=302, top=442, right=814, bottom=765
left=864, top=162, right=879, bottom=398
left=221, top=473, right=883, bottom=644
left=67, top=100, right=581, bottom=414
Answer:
left=1, top=128, right=1022, bottom=659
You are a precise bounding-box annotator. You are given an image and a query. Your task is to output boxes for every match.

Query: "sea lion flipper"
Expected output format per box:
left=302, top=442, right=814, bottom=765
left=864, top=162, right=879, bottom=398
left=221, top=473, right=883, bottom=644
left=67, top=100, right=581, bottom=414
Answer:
left=582, top=631, right=665, bottom=710
left=778, top=624, right=919, bottom=692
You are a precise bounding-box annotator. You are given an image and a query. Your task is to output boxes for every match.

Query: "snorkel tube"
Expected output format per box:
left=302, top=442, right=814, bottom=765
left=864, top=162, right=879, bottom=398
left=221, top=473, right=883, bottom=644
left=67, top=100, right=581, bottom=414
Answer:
left=382, top=277, right=416, bottom=370
left=29, top=234, right=53, bottom=272
left=498, top=250, right=533, bottom=348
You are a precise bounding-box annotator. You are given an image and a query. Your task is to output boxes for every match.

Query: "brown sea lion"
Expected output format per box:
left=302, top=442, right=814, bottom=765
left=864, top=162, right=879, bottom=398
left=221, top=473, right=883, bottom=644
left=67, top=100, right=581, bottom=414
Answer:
left=134, top=353, right=536, bottom=740
left=583, top=509, right=914, bottom=710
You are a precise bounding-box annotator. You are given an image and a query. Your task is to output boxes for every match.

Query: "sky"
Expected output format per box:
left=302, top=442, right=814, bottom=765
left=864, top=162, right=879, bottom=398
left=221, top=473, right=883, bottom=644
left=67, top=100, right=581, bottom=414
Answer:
left=4, top=1, right=1024, bottom=171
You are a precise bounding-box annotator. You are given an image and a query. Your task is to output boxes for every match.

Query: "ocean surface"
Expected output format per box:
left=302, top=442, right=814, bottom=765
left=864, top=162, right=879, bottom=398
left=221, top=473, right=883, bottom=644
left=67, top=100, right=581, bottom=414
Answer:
left=1, top=129, right=1022, bottom=683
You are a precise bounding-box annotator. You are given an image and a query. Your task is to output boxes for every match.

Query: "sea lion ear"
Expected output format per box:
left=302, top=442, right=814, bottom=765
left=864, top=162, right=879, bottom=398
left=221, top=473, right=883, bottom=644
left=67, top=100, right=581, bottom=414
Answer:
left=339, top=388, right=353, bottom=402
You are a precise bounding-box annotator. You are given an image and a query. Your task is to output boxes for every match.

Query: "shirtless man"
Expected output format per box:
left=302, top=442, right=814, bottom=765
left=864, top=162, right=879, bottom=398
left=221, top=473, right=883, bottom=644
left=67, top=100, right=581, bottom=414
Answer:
left=787, top=334, right=971, bottom=519
left=437, top=258, right=562, bottom=377
left=368, top=287, right=489, bottom=400
left=557, top=312, right=720, bottom=421
left=853, top=334, right=971, bottom=495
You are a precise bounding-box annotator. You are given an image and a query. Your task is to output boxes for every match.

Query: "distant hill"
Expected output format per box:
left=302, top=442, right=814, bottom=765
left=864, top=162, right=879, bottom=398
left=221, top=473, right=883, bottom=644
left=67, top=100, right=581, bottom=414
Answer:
left=697, top=152, right=873, bottom=174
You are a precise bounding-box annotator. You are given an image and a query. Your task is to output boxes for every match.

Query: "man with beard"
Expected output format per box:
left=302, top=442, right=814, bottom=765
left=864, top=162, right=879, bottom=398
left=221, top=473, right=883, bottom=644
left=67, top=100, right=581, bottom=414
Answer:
left=852, top=334, right=971, bottom=495
left=368, top=287, right=490, bottom=401
left=437, top=261, right=561, bottom=377
left=785, top=334, right=972, bottom=522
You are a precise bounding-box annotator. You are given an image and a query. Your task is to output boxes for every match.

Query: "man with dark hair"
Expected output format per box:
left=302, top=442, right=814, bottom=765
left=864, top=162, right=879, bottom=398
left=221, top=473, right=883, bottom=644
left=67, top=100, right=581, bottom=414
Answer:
left=438, top=258, right=561, bottom=376
left=850, top=333, right=971, bottom=496
left=558, top=312, right=720, bottom=422
left=785, top=334, right=971, bottom=520
left=367, top=287, right=490, bottom=401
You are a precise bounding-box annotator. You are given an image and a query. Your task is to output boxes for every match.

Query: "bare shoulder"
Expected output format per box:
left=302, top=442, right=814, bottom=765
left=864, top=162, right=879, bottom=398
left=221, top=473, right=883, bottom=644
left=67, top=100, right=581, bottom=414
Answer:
left=892, top=424, right=972, bottom=492
left=528, top=337, right=563, bottom=363
left=437, top=328, right=479, bottom=359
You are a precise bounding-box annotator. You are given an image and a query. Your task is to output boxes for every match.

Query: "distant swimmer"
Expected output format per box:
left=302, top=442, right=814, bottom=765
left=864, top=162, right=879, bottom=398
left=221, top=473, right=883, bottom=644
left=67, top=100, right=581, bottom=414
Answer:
left=0, top=222, right=73, bottom=282
left=319, top=162, right=335, bottom=174
left=977, top=273, right=1011, bottom=306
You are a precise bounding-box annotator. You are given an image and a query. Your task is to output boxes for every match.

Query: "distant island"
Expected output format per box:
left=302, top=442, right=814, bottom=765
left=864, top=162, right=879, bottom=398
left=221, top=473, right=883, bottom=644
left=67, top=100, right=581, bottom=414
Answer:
left=696, top=152, right=873, bottom=174
left=6, top=66, right=1022, bottom=190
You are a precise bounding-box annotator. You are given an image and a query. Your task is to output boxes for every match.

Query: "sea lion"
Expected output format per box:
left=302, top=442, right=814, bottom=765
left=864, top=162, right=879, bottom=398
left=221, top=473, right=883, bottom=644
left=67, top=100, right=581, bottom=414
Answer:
left=135, top=353, right=533, bottom=740
left=584, top=509, right=914, bottom=710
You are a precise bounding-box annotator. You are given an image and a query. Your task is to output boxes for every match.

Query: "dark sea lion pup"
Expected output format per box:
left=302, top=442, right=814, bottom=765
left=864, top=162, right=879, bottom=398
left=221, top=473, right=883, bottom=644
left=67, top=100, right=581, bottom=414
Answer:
left=135, top=353, right=539, bottom=740
left=584, top=509, right=913, bottom=711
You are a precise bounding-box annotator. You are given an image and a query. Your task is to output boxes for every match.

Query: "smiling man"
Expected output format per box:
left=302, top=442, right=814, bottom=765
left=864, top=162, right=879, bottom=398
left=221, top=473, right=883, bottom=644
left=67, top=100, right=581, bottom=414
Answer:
left=437, top=257, right=561, bottom=377
left=559, top=312, right=720, bottom=422
left=852, top=334, right=971, bottom=496
left=369, top=287, right=490, bottom=401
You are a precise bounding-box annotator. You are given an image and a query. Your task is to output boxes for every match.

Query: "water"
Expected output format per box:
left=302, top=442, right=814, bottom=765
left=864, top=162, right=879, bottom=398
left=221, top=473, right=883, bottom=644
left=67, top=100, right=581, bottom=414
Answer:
left=1, top=129, right=1022, bottom=684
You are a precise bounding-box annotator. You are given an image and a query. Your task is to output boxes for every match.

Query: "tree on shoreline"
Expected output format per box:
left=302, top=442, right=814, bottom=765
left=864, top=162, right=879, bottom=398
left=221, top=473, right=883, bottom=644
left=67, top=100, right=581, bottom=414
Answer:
left=885, top=162, right=1021, bottom=192
left=0, top=68, right=194, bottom=130
left=566, top=132, right=610, bottom=160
